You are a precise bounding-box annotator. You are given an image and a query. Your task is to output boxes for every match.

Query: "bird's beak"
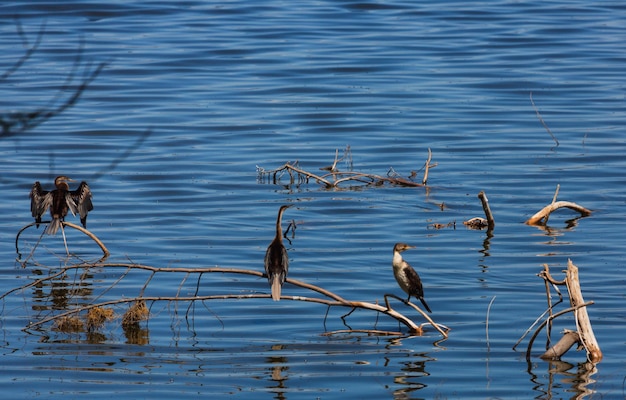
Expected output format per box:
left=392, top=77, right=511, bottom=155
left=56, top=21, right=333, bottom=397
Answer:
left=66, top=177, right=76, bottom=182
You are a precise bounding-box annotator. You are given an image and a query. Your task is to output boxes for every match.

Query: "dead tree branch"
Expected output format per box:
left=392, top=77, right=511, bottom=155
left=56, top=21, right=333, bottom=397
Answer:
left=526, top=201, right=592, bottom=225
left=525, top=186, right=591, bottom=225
left=5, top=262, right=448, bottom=337
left=257, top=147, right=434, bottom=189
left=1, top=20, right=106, bottom=137
left=15, top=221, right=110, bottom=264
left=520, top=260, right=602, bottom=363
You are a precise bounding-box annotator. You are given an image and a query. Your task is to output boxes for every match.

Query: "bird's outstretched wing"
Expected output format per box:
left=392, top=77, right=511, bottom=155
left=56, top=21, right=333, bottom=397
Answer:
left=29, top=181, right=52, bottom=227
left=71, top=181, right=93, bottom=228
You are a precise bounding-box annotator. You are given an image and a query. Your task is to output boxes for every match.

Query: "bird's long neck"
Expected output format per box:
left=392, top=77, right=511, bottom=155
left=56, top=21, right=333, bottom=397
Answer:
left=275, top=206, right=287, bottom=240
left=392, top=250, right=404, bottom=270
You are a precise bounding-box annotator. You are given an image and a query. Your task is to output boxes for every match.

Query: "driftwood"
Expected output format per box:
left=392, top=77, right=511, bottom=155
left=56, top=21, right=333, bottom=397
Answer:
left=526, top=201, right=592, bottom=225
left=516, top=260, right=602, bottom=363
left=257, top=147, right=436, bottom=189
left=463, top=191, right=495, bottom=230
left=525, top=185, right=591, bottom=225
left=5, top=263, right=448, bottom=338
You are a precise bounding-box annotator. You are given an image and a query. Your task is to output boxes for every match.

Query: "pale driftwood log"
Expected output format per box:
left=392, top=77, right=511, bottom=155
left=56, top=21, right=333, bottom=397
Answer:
left=9, top=263, right=448, bottom=338
left=541, top=329, right=581, bottom=360
left=563, top=260, right=602, bottom=362
left=525, top=201, right=591, bottom=225
left=533, top=260, right=602, bottom=363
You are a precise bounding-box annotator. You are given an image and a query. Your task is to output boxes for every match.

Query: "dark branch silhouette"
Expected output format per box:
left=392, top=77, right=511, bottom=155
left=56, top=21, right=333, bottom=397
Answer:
left=1, top=19, right=106, bottom=137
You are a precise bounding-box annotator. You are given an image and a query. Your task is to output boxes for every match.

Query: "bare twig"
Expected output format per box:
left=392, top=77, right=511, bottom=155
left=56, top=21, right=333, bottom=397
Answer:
left=422, top=148, right=433, bottom=185
left=384, top=293, right=449, bottom=337
left=530, top=92, right=559, bottom=147
left=0, top=19, right=46, bottom=81
left=544, top=184, right=560, bottom=225
left=486, top=296, right=496, bottom=351
left=15, top=221, right=110, bottom=262
left=524, top=301, right=593, bottom=361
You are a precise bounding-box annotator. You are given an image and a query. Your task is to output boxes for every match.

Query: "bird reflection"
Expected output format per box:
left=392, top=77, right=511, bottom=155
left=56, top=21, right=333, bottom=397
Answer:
left=264, top=204, right=292, bottom=301
left=29, top=175, right=93, bottom=235
left=392, top=243, right=432, bottom=313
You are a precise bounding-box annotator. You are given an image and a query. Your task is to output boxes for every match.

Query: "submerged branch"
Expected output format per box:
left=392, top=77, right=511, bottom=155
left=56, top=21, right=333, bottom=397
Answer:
left=463, top=190, right=495, bottom=231
left=525, top=201, right=592, bottom=225
left=257, top=147, right=434, bottom=189
left=521, top=260, right=602, bottom=363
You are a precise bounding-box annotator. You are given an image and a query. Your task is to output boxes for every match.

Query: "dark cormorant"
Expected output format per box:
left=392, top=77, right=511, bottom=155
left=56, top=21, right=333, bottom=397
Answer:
left=264, top=204, right=292, bottom=301
left=29, top=175, right=93, bottom=235
left=392, top=242, right=432, bottom=313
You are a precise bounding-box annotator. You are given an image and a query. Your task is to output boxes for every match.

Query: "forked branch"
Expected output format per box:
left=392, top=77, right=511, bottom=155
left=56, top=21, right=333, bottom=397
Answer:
left=525, top=201, right=592, bottom=225
left=525, top=185, right=591, bottom=225
left=1, top=20, right=106, bottom=137
left=15, top=221, right=110, bottom=263
left=518, top=260, right=602, bottom=363
left=8, top=263, right=448, bottom=337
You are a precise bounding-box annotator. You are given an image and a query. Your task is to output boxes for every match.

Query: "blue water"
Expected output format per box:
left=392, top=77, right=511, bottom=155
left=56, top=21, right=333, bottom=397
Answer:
left=1, top=1, right=625, bottom=398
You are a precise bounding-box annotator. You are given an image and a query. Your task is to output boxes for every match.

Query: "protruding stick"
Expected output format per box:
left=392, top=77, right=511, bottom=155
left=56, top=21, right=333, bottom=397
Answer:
left=565, top=259, right=602, bottom=363
left=422, top=148, right=432, bottom=185
left=478, top=191, right=495, bottom=230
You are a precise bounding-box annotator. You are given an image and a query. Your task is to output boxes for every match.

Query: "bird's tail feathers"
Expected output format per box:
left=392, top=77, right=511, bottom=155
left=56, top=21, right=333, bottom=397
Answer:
left=420, top=297, right=432, bottom=313
left=271, top=276, right=282, bottom=301
left=45, top=218, right=62, bottom=235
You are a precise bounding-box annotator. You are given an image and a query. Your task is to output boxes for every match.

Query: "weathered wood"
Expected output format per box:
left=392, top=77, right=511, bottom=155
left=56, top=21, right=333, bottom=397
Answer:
left=540, top=329, right=580, bottom=359
left=565, top=259, right=602, bottom=363
left=525, top=201, right=591, bottom=225
left=463, top=191, right=495, bottom=230
left=532, top=260, right=602, bottom=363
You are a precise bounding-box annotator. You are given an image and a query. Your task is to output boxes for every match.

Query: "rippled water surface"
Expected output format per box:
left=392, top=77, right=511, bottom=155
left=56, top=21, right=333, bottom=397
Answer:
left=1, top=1, right=625, bottom=399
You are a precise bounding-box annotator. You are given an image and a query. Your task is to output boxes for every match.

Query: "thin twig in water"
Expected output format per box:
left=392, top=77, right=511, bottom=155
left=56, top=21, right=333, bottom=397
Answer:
left=530, top=92, right=559, bottom=147
left=544, top=184, right=560, bottom=225
left=486, top=296, right=496, bottom=351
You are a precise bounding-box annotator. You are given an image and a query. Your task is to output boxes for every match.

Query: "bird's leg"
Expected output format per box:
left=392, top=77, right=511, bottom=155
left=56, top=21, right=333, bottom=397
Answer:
left=60, top=223, right=70, bottom=256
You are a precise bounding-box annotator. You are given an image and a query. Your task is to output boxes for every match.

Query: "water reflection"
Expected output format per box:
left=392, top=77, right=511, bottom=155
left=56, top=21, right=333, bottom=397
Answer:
left=529, top=359, right=598, bottom=399
left=391, top=357, right=429, bottom=399
left=123, top=323, right=150, bottom=345
left=528, top=216, right=585, bottom=239
left=266, top=344, right=289, bottom=400
left=30, top=268, right=94, bottom=314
